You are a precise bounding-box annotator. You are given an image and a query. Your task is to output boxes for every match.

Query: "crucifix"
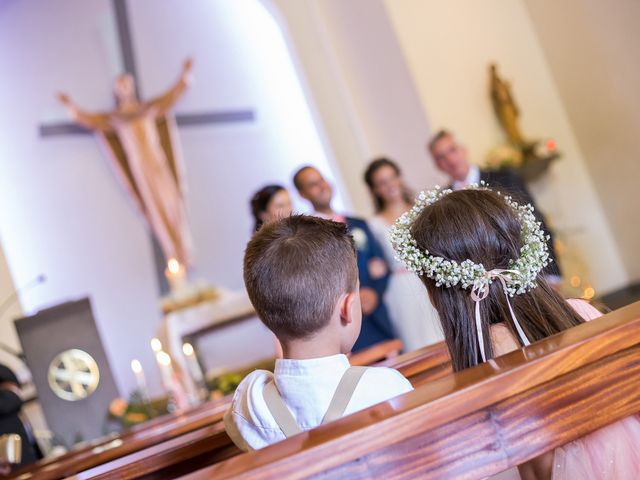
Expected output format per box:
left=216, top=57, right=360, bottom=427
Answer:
left=39, top=0, right=255, bottom=295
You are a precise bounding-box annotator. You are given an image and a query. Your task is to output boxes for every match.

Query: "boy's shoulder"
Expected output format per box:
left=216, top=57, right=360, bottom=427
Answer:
left=361, top=366, right=413, bottom=387
left=354, top=366, right=413, bottom=402
left=224, top=369, right=281, bottom=451
left=229, top=369, right=273, bottom=402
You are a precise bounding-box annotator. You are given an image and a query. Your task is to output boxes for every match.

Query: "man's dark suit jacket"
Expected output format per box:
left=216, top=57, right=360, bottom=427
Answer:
left=478, top=169, right=562, bottom=277
left=344, top=216, right=397, bottom=351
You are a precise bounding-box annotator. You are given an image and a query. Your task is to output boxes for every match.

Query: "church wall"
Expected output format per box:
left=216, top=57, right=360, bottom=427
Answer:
left=126, top=0, right=347, bottom=286
left=0, top=240, right=26, bottom=379
left=524, top=0, right=640, bottom=284
left=268, top=0, right=446, bottom=216
left=0, top=0, right=163, bottom=397
left=0, top=0, right=341, bottom=396
left=383, top=0, right=629, bottom=295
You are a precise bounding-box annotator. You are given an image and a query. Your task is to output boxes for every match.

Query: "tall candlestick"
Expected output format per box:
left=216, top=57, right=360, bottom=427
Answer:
left=181, top=342, right=207, bottom=405
left=155, top=351, right=174, bottom=390
left=130, top=359, right=147, bottom=395
left=182, top=342, right=204, bottom=383
left=155, top=350, right=189, bottom=411
left=150, top=337, right=162, bottom=353
left=165, top=258, right=188, bottom=294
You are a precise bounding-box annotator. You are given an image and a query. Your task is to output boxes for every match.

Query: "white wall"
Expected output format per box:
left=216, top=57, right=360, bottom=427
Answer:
left=0, top=0, right=341, bottom=395
left=269, top=0, right=445, bottom=216
left=127, top=0, right=346, bottom=285
left=0, top=0, right=162, bottom=396
left=0, top=238, right=26, bottom=380
left=383, top=0, right=628, bottom=295
left=524, top=0, right=640, bottom=284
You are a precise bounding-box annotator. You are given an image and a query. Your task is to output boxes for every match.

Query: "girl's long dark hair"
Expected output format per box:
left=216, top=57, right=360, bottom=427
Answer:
left=251, top=185, right=285, bottom=232
left=364, top=157, right=414, bottom=213
left=411, top=189, right=584, bottom=371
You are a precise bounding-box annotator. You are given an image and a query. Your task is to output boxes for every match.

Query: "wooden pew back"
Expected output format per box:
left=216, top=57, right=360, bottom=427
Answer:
left=180, top=301, right=640, bottom=480
left=9, top=341, right=450, bottom=479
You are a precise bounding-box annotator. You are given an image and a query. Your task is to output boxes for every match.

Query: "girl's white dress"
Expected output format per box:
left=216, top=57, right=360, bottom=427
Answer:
left=369, top=215, right=443, bottom=352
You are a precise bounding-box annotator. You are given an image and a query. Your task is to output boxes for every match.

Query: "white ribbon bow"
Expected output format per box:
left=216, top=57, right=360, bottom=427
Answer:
left=470, top=269, right=531, bottom=362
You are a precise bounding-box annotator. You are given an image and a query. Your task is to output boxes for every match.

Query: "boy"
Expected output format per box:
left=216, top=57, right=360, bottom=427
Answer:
left=224, top=215, right=413, bottom=451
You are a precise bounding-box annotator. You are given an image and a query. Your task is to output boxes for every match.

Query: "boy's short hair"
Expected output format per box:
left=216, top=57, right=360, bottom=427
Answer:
left=244, top=215, right=358, bottom=341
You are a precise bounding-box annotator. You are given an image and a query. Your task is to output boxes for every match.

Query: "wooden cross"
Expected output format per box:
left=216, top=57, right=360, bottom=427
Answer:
left=39, top=0, right=255, bottom=295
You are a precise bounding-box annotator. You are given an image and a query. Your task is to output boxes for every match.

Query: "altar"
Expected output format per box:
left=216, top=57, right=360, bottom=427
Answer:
left=156, top=288, right=277, bottom=387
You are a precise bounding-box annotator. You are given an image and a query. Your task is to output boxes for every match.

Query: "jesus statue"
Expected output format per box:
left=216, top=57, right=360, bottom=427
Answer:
left=58, top=58, right=194, bottom=267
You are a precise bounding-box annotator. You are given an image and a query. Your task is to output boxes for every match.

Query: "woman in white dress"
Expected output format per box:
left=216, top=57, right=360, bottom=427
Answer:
left=364, top=158, right=443, bottom=351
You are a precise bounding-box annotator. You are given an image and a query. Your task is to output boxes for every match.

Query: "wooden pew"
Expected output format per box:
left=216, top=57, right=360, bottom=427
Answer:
left=12, top=339, right=405, bottom=479
left=178, top=301, right=640, bottom=480
left=15, top=396, right=223, bottom=471
left=348, top=339, right=403, bottom=365
left=7, top=400, right=229, bottom=480
left=9, top=341, right=450, bottom=479
left=69, top=341, right=450, bottom=480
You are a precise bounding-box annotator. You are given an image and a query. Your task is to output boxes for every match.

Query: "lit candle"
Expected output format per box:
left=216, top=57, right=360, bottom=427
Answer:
left=130, top=359, right=147, bottom=395
left=182, top=342, right=204, bottom=383
left=150, top=337, right=162, bottom=353
left=164, top=258, right=188, bottom=294
left=155, top=351, right=174, bottom=390
left=155, top=350, right=189, bottom=410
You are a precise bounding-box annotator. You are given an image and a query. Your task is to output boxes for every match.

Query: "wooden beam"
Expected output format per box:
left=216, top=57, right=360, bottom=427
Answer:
left=39, top=111, right=255, bottom=138
left=112, top=0, right=138, bottom=83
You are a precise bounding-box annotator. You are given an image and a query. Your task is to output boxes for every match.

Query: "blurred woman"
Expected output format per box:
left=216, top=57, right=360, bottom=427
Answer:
left=249, top=184, right=293, bottom=359
left=364, top=158, right=443, bottom=351
left=250, top=185, right=292, bottom=232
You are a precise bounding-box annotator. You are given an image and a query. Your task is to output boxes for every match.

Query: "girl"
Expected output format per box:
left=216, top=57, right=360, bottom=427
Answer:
left=392, top=186, right=640, bottom=479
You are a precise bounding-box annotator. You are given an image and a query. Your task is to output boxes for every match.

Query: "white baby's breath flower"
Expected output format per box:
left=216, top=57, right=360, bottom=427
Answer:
left=351, top=227, right=368, bottom=251
left=390, top=183, right=550, bottom=296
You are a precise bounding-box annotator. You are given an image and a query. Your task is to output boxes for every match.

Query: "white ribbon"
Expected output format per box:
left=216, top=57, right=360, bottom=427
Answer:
left=470, top=269, right=531, bottom=362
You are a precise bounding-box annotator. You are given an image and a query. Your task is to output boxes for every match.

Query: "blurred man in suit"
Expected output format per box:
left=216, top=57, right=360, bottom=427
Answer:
left=293, top=166, right=397, bottom=351
left=428, top=130, right=561, bottom=281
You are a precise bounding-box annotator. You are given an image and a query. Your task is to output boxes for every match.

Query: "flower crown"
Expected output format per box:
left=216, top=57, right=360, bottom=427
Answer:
left=390, top=183, right=551, bottom=297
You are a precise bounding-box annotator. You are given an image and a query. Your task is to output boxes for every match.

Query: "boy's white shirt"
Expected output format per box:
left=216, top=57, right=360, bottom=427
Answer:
left=224, top=353, right=413, bottom=451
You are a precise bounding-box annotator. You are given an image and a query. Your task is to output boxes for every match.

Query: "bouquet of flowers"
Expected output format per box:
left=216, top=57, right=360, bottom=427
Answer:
left=484, top=144, right=524, bottom=170
left=107, top=390, right=170, bottom=429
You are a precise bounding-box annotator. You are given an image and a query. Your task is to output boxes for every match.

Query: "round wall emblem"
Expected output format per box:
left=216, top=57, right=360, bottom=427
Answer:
left=48, top=349, right=100, bottom=401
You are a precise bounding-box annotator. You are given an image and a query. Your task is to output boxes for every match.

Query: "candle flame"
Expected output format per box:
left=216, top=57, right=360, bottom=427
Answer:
left=182, top=343, right=194, bottom=356
left=156, top=351, right=172, bottom=366
left=151, top=337, right=162, bottom=353
left=167, top=258, right=181, bottom=274
left=131, top=359, right=142, bottom=373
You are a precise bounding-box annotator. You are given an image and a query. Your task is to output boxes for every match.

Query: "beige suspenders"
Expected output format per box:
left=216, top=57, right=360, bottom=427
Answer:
left=263, top=381, right=303, bottom=437
left=263, top=366, right=368, bottom=438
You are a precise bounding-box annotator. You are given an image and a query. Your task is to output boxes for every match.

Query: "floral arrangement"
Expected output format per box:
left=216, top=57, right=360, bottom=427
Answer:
left=390, top=183, right=551, bottom=296
left=107, top=391, right=170, bottom=428
left=484, top=143, right=524, bottom=170
left=160, top=284, right=220, bottom=314
left=206, top=358, right=275, bottom=396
